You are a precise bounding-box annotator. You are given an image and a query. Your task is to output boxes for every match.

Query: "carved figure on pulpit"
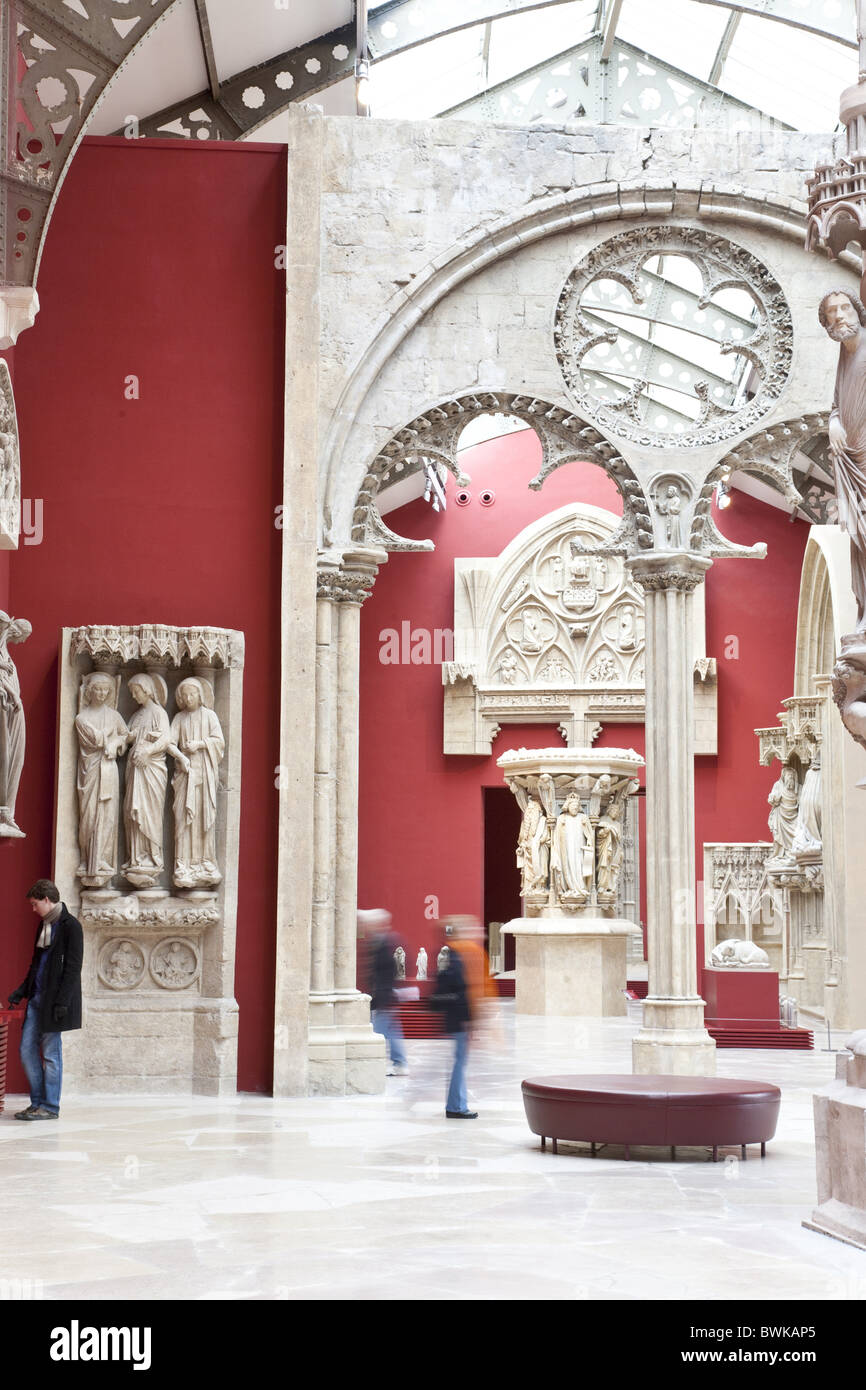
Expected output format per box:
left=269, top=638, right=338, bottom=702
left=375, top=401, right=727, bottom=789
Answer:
left=169, top=677, right=225, bottom=889
left=415, top=947, right=427, bottom=981
left=394, top=946, right=406, bottom=979
left=75, top=672, right=130, bottom=888
left=516, top=797, right=550, bottom=894
left=0, top=611, right=30, bottom=837
left=767, top=764, right=800, bottom=862
left=550, top=792, right=594, bottom=901
left=595, top=800, right=624, bottom=899
left=616, top=604, right=637, bottom=651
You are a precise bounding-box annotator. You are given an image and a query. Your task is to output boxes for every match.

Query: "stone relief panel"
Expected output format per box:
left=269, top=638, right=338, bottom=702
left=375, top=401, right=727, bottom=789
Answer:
left=54, top=624, right=244, bottom=1096
left=0, top=610, right=31, bottom=837
left=555, top=225, right=794, bottom=451
left=0, top=361, right=20, bottom=548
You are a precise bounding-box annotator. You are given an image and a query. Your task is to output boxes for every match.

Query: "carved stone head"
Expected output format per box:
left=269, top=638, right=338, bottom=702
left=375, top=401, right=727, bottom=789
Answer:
left=818, top=289, right=866, bottom=343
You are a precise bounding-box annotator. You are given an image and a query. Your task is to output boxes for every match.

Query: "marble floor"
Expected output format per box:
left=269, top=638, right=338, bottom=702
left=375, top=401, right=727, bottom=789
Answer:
left=1, top=1006, right=864, bottom=1301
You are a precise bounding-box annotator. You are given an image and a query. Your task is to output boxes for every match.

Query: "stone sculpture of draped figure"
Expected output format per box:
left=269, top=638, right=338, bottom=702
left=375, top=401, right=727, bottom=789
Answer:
left=0, top=611, right=31, bottom=837
left=169, top=677, right=225, bottom=889
left=595, top=799, right=625, bottom=899
left=75, top=671, right=130, bottom=888
left=550, top=791, right=595, bottom=901
left=767, top=764, right=799, bottom=862
left=792, top=756, right=822, bottom=856
left=123, top=672, right=178, bottom=888
left=516, top=796, right=550, bottom=894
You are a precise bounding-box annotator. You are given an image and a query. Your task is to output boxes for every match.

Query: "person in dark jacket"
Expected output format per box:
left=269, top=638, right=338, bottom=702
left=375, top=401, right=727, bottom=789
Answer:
left=432, top=935, right=476, bottom=1119
left=7, top=879, right=83, bottom=1120
left=358, top=907, right=408, bottom=1076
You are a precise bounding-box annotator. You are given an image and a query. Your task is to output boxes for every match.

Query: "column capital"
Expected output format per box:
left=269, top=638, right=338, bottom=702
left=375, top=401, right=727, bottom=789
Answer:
left=626, top=551, right=713, bottom=593
left=316, top=548, right=387, bottom=605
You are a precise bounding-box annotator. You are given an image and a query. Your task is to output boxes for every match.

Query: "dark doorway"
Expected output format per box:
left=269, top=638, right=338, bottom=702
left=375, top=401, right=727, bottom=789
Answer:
left=483, top=786, right=522, bottom=972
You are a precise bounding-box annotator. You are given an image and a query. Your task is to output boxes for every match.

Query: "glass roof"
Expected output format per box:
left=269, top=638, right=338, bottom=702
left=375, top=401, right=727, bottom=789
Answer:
left=368, top=0, right=857, bottom=131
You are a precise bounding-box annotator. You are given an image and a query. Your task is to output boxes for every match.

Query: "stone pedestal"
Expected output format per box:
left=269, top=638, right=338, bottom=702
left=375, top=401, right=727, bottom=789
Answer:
left=805, top=1044, right=866, bottom=1251
left=502, top=915, right=638, bottom=1016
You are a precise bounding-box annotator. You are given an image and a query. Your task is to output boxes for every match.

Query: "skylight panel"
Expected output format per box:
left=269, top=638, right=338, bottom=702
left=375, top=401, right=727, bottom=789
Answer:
left=617, top=0, right=730, bottom=77
left=721, top=14, right=852, bottom=129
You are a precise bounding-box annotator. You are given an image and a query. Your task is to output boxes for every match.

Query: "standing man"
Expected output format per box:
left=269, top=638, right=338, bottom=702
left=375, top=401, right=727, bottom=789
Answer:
left=7, top=880, right=83, bottom=1120
left=357, top=908, right=408, bottom=1077
left=819, top=288, right=866, bottom=628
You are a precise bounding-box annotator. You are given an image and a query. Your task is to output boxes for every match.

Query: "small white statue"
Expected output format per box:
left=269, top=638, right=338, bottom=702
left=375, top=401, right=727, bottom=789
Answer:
left=436, top=945, right=450, bottom=972
left=710, top=938, right=770, bottom=969
left=415, top=947, right=427, bottom=981
left=394, top=945, right=406, bottom=980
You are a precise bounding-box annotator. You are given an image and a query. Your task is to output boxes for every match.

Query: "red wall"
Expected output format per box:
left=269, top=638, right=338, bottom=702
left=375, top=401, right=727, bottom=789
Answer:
left=1, top=138, right=285, bottom=1092
left=358, top=429, right=809, bottom=981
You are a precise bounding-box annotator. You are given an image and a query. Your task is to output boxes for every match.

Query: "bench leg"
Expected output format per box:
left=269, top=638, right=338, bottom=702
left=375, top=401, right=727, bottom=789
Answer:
left=761, top=1141, right=766, bottom=1158
left=591, top=1142, right=596, bottom=1157
left=624, top=1144, right=630, bottom=1161
left=552, top=1138, right=558, bottom=1155
left=712, top=1145, right=718, bottom=1162
left=670, top=1146, right=675, bottom=1162
left=741, top=1144, right=747, bottom=1161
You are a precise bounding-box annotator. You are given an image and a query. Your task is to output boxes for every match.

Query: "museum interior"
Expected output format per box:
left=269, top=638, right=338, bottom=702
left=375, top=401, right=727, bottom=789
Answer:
left=2, top=0, right=866, bottom=1306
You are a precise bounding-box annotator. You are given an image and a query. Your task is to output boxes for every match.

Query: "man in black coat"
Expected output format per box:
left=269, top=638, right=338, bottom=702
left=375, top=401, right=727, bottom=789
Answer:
left=7, top=878, right=83, bottom=1120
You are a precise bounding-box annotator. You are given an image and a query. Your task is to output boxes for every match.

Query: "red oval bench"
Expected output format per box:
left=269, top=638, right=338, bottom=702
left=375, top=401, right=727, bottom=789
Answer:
left=522, top=1074, right=781, bottom=1161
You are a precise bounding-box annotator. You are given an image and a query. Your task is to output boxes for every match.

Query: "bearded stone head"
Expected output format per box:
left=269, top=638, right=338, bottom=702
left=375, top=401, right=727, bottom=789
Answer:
left=818, top=289, right=866, bottom=342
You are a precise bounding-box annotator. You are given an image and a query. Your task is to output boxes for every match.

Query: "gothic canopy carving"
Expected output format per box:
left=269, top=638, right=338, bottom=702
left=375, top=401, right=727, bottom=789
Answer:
left=443, top=503, right=716, bottom=755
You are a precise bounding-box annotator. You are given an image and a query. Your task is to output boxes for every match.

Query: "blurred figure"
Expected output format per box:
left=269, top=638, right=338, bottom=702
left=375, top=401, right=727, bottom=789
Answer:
left=357, top=908, right=408, bottom=1077
left=433, top=915, right=489, bottom=1119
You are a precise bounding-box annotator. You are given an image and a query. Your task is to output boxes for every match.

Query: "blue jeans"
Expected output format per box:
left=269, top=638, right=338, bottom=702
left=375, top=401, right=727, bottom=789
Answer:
left=446, top=1029, right=470, bottom=1113
left=371, top=1008, right=407, bottom=1067
left=20, top=1002, right=63, bottom=1114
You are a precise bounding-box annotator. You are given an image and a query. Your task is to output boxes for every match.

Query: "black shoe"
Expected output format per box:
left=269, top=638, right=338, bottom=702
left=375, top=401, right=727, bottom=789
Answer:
left=14, top=1105, right=39, bottom=1120
left=28, top=1107, right=58, bottom=1120
left=446, top=1110, right=478, bottom=1119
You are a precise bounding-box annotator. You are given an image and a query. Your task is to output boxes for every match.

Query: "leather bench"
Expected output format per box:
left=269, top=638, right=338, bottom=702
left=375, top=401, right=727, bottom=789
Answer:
left=522, top=1074, right=781, bottom=1161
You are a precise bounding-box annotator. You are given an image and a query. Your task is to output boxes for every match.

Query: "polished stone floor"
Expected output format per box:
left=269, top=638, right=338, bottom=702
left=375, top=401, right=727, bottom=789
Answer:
left=2, top=1006, right=864, bottom=1301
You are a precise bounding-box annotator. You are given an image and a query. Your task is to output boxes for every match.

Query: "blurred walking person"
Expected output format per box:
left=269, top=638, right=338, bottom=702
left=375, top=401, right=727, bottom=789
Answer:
left=433, top=915, right=488, bottom=1119
left=358, top=908, right=408, bottom=1077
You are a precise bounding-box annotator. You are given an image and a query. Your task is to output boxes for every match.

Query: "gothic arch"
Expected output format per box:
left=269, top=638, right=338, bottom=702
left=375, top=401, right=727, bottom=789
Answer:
left=322, top=180, right=850, bottom=541
left=795, top=529, right=858, bottom=695
left=350, top=389, right=652, bottom=555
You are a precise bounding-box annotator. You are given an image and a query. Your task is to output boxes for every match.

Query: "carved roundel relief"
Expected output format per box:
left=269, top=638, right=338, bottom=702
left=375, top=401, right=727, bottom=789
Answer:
left=554, top=225, right=793, bottom=449
left=98, top=938, right=146, bottom=991
left=149, top=937, right=200, bottom=991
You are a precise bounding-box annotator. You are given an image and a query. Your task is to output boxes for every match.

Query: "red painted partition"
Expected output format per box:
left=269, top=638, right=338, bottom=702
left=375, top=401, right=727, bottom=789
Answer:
left=1, top=138, right=286, bottom=1093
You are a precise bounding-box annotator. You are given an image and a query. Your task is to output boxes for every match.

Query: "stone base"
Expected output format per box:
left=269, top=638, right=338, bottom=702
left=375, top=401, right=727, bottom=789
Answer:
left=308, top=991, right=386, bottom=1095
left=809, top=1054, right=866, bottom=1250
left=632, top=997, right=717, bottom=1075
left=62, top=995, right=238, bottom=1095
left=501, top=916, right=639, bottom=1016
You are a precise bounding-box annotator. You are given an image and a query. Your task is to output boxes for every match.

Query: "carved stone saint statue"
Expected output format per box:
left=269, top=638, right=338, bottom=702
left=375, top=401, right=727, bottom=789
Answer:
left=75, top=672, right=130, bottom=888
left=516, top=797, right=550, bottom=894
left=169, top=677, right=225, bottom=889
left=123, top=673, right=178, bottom=889
left=550, top=791, right=595, bottom=902
left=415, top=947, right=427, bottom=981
left=0, top=611, right=31, bottom=837
left=792, top=754, right=822, bottom=857
left=767, top=764, right=799, bottom=862
left=595, top=799, right=624, bottom=899
left=820, top=289, right=866, bottom=628
left=656, top=484, right=684, bottom=548
left=394, top=945, right=406, bottom=980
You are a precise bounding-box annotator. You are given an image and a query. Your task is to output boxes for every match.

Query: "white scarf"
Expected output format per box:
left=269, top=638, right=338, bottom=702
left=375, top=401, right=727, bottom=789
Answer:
left=36, top=902, right=62, bottom=948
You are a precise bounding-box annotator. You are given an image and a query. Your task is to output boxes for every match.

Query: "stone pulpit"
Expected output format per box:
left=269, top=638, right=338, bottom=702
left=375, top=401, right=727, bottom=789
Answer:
left=498, top=746, right=643, bottom=1016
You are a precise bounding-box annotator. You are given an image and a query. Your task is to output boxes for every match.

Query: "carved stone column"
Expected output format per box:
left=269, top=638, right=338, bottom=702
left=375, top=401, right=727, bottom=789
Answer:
left=627, top=553, right=716, bottom=1076
left=307, top=552, right=387, bottom=1094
